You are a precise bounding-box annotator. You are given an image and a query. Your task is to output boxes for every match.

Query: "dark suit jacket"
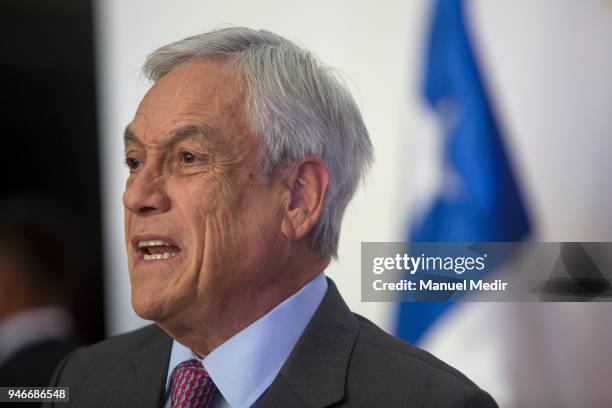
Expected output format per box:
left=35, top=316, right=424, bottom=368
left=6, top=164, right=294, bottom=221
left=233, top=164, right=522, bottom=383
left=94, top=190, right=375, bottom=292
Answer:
left=45, top=279, right=497, bottom=407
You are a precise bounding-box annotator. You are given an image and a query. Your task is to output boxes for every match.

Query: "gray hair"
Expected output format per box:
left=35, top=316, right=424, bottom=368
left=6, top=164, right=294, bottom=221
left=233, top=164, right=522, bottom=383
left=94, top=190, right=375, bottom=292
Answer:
left=143, top=27, right=373, bottom=259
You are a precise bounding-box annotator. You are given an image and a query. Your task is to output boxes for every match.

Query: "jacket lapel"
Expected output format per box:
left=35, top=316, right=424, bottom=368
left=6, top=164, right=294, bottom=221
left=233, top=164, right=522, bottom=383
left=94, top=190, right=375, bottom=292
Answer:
left=259, top=278, right=358, bottom=408
left=128, top=326, right=173, bottom=408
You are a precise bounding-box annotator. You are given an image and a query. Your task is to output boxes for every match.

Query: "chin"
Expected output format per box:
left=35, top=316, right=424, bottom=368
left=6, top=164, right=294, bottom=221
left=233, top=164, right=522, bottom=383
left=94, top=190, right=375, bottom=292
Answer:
left=131, top=287, right=169, bottom=322
left=132, top=299, right=160, bottom=321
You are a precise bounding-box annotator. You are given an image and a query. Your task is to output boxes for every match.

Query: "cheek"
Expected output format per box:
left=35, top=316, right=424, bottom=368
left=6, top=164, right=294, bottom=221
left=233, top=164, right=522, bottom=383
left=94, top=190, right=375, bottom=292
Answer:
left=123, top=211, right=134, bottom=263
left=180, top=171, right=243, bottom=224
left=173, top=170, right=279, bottom=267
left=190, top=184, right=253, bottom=273
left=173, top=176, right=240, bottom=266
left=123, top=210, right=132, bottom=239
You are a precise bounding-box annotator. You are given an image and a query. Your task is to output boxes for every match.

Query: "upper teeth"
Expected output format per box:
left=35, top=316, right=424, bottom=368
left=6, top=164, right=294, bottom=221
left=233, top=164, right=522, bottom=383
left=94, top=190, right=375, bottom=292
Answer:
left=138, top=240, right=172, bottom=248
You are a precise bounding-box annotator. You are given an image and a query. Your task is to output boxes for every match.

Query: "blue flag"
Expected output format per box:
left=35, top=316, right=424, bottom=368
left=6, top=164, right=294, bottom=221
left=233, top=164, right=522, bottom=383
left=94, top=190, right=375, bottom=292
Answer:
left=396, top=0, right=531, bottom=344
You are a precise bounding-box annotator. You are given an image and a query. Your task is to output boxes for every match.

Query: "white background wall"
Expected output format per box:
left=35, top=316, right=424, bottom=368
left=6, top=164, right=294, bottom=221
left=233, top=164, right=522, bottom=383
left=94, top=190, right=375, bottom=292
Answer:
left=95, top=1, right=612, bottom=405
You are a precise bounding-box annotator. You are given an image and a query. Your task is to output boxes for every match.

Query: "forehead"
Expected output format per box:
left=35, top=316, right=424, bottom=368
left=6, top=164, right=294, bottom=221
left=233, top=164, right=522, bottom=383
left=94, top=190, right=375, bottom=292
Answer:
left=130, top=59, right=248, bottom=143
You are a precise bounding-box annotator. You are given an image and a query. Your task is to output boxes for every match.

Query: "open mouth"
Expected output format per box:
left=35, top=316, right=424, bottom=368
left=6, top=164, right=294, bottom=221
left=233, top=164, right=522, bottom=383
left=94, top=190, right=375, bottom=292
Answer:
left=137, top=239, right=182, bottom=261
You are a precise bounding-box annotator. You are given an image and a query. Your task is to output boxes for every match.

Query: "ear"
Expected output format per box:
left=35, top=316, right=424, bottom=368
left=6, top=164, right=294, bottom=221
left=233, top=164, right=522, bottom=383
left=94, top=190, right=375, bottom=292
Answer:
left=280, top=156, right=329, bottom=242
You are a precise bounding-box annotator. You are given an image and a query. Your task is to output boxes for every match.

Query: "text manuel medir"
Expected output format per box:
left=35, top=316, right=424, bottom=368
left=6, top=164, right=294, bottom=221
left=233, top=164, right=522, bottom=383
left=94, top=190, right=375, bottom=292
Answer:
left=373, top=279, right=508, bottom=292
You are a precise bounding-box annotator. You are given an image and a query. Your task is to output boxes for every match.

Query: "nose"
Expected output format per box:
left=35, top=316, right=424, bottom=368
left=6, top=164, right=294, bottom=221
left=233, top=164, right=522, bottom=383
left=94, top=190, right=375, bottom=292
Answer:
left=123, top=169, right=171, bottom=216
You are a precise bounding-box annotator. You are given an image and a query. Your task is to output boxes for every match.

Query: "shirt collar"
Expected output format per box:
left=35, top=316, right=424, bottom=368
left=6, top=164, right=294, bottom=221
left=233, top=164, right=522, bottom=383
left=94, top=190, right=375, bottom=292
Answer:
left=166, top=272, right=328, bottom=408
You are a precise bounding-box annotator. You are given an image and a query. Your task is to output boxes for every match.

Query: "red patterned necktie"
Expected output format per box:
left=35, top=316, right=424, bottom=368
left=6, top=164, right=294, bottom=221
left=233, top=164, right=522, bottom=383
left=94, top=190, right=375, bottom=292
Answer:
left=171, top=359, right=218, bottom=408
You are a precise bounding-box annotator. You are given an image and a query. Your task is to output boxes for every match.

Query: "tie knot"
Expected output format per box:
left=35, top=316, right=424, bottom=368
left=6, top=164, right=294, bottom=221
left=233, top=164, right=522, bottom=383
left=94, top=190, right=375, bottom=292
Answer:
left=175, top=359, right=206, bottom=372
left=171, top=359, right=218, bottom=408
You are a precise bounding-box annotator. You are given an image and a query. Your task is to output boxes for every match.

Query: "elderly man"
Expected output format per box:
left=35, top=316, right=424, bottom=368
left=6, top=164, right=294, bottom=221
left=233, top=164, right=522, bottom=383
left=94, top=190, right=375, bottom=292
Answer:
left=47, top=28, right=497, bottom=407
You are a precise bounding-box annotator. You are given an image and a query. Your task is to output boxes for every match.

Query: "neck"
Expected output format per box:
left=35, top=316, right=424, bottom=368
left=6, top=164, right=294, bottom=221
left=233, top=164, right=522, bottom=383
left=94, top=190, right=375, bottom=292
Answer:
left=158, top=255, right=329, bottom=356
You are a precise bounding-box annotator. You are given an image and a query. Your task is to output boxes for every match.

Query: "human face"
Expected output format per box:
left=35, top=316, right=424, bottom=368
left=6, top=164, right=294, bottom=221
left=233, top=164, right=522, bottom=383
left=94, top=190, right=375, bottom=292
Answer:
left=123, top=60, right=287, bottom=324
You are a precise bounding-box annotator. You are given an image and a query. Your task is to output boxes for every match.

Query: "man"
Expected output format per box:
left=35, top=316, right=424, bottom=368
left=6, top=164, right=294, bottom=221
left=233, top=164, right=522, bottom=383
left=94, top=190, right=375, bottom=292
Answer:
left=47, top=28, right=497, bottom=407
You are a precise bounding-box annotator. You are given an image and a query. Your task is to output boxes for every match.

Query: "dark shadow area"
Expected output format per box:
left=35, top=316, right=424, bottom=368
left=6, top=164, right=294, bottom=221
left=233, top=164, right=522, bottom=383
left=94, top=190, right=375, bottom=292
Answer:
left=0, top=0, right=104, bottom=385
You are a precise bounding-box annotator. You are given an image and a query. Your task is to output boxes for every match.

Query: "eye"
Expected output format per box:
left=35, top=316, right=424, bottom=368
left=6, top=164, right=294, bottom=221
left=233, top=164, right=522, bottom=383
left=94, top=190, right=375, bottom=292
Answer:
left=178, top=151, right=207, bottom=166
left=124, top=157, right=142, bottom=171
left=172, top=150, right=208, bottom=174
left=179, top=151, right=197, bottom=164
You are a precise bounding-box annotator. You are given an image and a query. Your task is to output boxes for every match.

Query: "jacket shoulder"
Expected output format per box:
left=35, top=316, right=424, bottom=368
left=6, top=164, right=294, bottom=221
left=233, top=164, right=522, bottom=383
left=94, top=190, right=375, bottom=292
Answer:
left=345, top=314, right=498, bottom=407
left=44, top=325, right=171, bottom=407
left=64, top=324, right=166, bottom=367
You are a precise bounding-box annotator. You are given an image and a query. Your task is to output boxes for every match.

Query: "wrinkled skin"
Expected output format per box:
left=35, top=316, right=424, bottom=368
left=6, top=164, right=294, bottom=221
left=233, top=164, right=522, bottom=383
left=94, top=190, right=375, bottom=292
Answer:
left=123, top=60, right=328, bottom=354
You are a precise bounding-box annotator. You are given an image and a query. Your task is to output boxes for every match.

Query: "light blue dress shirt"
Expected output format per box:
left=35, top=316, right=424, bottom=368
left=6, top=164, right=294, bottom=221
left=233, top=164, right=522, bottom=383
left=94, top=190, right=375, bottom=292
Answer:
left=164, top=272, right=328, bottom=408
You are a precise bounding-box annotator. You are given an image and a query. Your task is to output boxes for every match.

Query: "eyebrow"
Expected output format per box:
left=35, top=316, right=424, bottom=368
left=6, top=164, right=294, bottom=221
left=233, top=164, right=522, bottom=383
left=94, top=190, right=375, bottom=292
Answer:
left=123, top=123, right=219, bottom=149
